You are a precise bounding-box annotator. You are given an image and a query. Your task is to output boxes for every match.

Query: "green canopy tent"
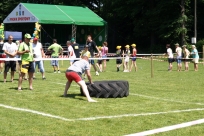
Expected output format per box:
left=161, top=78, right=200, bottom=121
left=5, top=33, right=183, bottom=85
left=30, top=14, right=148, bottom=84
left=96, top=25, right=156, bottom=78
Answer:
left=3, top=3, right=107, bottom=46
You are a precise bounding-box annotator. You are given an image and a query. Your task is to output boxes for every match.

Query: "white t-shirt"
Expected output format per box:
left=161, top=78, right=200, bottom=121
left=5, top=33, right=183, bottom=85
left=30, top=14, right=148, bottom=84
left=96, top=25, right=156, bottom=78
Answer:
left=68, top=59, right=90, bottom=74
left=176, top=47, right=182, bottom=57
left=33, top=42, right=43, bottom=61
left=68, top=45, right=76, bottom=59
left=167, top=48, right=173, bottom=58
left=2, top=42, right=18, bottom=60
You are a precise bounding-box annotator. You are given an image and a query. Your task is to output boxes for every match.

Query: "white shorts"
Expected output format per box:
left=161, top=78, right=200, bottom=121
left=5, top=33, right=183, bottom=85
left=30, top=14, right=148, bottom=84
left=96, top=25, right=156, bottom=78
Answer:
left=193, top=58, right=199, bottom=63
left=125, top=57, right=129, bottom=62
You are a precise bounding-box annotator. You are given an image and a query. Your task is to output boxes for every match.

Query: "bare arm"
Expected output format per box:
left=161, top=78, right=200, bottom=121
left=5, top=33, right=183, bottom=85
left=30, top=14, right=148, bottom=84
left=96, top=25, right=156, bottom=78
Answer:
left=85, top=70, right=93, bottom=84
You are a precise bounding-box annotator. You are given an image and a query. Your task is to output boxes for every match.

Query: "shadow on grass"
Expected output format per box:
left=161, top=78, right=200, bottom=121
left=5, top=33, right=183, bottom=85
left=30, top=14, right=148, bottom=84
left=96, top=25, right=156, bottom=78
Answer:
left=9, top=87, right=31, bottom=91
left=59, top=94, right=85, bottom=101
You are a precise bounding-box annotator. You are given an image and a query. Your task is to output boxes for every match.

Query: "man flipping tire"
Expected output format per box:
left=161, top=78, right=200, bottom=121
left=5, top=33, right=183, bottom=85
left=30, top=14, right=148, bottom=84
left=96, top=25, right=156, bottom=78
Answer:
left=64, top=56, right=97, bottom=102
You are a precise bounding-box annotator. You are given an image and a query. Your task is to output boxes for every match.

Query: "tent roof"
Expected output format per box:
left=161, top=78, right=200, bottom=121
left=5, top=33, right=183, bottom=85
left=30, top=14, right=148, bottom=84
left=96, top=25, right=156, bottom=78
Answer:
left=3, top=3, right=106, bottom=26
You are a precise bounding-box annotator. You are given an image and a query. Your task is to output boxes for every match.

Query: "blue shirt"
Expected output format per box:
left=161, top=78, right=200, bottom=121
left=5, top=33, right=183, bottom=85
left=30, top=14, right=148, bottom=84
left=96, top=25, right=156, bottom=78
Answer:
left=191, top=48, right=199, bottom=58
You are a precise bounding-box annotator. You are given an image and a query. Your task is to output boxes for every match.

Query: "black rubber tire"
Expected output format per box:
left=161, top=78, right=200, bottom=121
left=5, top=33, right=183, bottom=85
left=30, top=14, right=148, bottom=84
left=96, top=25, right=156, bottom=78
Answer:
left=80, top=80, right=129, bottom=98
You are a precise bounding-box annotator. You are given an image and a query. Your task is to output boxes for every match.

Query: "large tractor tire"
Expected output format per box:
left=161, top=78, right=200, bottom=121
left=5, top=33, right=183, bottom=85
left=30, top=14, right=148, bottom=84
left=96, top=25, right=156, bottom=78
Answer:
left=80, top=80, right=129, bottom=98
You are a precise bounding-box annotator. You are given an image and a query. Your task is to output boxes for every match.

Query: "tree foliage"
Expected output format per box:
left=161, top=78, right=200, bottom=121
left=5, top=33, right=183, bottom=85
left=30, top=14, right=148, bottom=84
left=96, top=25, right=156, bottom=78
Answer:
left=1, top=0, right=204, bottom=52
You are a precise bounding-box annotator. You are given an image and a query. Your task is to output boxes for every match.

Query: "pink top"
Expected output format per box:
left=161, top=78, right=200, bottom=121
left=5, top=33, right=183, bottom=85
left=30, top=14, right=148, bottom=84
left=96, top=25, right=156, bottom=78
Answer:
left=102, top=46, right=108, bottom=56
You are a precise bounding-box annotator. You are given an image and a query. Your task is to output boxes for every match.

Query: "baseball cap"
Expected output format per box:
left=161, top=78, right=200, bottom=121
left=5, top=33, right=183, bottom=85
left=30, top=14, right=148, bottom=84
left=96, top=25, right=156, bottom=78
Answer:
left=71, top=38, right=75, bottom=42
left=24, top=33, right=31, bottom=39
left=84, top=45, right=89, bottom=48
left=33, top=38, right=38, bottom=41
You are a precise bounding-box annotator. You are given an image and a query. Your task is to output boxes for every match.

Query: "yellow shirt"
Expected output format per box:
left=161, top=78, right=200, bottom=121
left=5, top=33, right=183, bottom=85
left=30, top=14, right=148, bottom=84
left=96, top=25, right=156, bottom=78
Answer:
left=81, top=50, right=90, bottom=58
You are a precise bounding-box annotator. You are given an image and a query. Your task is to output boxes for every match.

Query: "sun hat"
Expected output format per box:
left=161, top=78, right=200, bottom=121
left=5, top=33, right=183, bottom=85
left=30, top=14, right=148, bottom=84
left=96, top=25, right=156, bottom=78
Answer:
left=125, top=45, right=130, bottom=48
left=116, top=46, right=121, bottom=49
left=192, top=45, right=196, bottom=48
left=131, top=44, right=136, bottom=47
left=175, top=43, right=179, bottom=46
left=182, top=45, right=187, bottom=48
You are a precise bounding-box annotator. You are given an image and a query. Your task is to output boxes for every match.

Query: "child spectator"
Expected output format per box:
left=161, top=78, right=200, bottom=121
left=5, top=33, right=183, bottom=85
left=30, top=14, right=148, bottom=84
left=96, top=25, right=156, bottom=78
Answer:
left=130, top=43, right=137, bottom=72
left=116, top=46, right=122, bottom=72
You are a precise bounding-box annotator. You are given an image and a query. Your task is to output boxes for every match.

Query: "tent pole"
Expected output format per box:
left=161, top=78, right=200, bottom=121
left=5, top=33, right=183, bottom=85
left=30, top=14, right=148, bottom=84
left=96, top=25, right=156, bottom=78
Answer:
left=72, top=24, right=77, bottom=41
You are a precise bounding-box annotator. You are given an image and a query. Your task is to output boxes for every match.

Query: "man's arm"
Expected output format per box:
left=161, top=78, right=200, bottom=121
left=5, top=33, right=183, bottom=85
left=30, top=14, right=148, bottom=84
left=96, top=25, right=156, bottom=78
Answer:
left=86, top=70, right=93, bottom=84
left=40, top=44, right=45, bottom=58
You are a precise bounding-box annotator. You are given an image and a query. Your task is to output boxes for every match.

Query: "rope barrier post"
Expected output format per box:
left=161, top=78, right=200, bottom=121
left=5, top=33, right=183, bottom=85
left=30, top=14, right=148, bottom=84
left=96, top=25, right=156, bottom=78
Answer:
left=203, top=45, right=204, bottom=66
left=151, top=53, right=154, bottom=78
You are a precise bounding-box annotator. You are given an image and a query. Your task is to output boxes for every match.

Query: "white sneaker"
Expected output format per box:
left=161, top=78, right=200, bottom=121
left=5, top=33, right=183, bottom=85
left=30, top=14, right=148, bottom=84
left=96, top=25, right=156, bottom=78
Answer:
left=58, top=71, right=61, bottom=73
left=96, top=71, right=99, bottom=76
left=123, top=70, right=129, bottom=72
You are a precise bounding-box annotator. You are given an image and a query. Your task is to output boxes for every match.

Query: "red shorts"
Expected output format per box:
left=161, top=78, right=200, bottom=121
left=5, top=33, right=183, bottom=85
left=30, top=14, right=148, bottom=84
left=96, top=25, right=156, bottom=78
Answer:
left=65, top=71, right=82, bottom=83
left=0, top=54, right=6, bottom=63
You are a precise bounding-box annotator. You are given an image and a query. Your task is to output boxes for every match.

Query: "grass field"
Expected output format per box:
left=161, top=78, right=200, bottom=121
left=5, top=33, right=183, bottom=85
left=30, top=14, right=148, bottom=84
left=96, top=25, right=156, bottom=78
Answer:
left=1, top=58, right=204, bottom=136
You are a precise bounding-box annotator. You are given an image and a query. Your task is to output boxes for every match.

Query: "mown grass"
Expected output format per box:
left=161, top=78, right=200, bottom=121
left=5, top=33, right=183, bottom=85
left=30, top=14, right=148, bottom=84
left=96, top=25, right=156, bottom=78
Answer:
left=0, top=58, right=204, bottom=136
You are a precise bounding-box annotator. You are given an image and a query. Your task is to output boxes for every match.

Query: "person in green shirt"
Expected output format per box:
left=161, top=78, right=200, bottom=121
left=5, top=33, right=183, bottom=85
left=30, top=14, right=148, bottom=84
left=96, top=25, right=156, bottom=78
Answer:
left=48, top=39, right=63, bottom=73
left=17, top=33, right=34, bottom=91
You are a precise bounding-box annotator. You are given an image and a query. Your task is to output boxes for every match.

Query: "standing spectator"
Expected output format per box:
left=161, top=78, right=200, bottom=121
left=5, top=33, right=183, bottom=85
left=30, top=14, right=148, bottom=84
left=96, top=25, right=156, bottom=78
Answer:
left=67, top=40, right=76, bottom=66
left=17, top=33, right=34, bottom=90
left=101, top=42, right=108, bottom=72
left=175, top=43, right=182, bottom=71
left=182, top=45, right=190, bottom=71
left=130, top=43, right=137, bottom=72
left=191, top=45, right=199, bottom=71
left=86, top=35, right=100, bottom=76
left=2, top=35, right=17, bottom=83
left=116, top=46, right=122, bottom=72
left=96, top=46, right=103, bottom=72
left=81, top=45, right=91, bottom=58
left=165, top=44, right=174, bottom=71
left=64, top=56, right=97, bottom=102
left=71, top=38, right=80, bottom=63
left=15, top=40, right=20, bottom=73
left=0, top=38, right=5, bottom=74
left=123, top=45, right=130, bottom=72
left=81, top=45, right=91, bottom=79
left=48, top=39, right=63, bottom=73
left=32, top=38, right=46, bottom=79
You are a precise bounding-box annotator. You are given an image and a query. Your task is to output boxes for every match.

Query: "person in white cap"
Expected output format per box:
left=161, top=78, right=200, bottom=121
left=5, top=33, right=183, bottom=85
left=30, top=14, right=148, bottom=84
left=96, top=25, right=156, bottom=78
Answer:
left=191, top=45, right=199, bottom=71
left=182, top=45, right=190, bottom=71
left=123, top=45, right=130, bottom=72
left=165, top=44, right=173, bottom=71
left=175, top=43, right=182, bottom=71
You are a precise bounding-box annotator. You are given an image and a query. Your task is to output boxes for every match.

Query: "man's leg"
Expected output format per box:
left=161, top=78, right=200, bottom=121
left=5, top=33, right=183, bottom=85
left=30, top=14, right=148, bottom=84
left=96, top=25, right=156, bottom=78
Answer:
left=77, top=80, right=97, bottom=102
left=18, top=72, right=25, bottom=90
left=28, top=72, right=34, bottom=90
left=3, top=61, right=9, bottom=83
left=64, top=81, right=71, bottom=96
left=39, top=60, right=45, bottom=79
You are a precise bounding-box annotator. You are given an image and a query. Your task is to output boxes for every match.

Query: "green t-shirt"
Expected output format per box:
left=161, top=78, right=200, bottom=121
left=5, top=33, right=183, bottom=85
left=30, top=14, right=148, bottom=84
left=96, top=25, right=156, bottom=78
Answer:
left=48, top=43, right=63, bottom=57
left=18, top=42, right=33, bottom=62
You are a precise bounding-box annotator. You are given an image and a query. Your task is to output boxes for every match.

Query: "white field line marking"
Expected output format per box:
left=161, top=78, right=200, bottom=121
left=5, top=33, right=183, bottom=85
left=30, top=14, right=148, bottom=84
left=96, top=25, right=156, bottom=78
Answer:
left=0, top=104, right=74, bottom=121
left=130, top=93, right=204, bottom=106
left=1, top=103, right=204, bottom=122
left=125, top=118, right=204, bottom=136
